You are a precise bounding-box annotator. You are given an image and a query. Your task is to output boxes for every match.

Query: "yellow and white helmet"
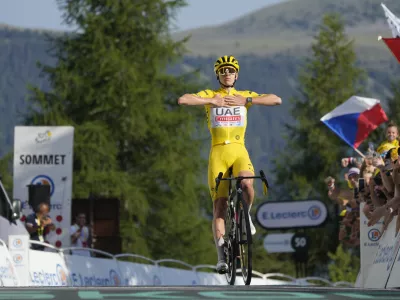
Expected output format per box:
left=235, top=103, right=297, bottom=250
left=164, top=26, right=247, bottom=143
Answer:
left=214, top=55, right=240, bottom=75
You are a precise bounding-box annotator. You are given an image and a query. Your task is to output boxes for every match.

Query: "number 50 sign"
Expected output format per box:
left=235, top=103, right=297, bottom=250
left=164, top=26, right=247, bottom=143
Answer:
left=263, top=232, right=310, bottom=254
left=291, top=233, right=310, bottom=253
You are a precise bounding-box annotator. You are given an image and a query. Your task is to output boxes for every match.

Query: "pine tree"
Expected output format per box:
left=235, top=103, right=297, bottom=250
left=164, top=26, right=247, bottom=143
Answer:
left=25, top=0, right=215, bottom=264
left=272, top=13, right=366, bottom=274
left=387, top=79, right=400, bottom=120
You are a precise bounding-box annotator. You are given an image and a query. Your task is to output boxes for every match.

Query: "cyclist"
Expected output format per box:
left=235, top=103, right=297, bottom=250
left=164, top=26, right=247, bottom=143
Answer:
left=178, top=55, right=282, bottom=273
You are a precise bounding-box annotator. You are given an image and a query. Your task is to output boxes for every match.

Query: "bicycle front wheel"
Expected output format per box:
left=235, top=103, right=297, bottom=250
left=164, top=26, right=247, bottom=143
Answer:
left=224, top=202, right=237, bottom=285
left=236, top=193, right=252, bottom=285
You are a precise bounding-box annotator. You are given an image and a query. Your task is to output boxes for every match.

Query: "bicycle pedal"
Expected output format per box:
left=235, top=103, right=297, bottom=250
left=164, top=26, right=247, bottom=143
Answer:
left=217, top=269, right=228, bottom=275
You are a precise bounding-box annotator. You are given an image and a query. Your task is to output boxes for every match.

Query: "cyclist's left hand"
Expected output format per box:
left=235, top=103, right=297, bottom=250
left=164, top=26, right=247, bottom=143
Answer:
left=224, top=94, right=246, bottom=106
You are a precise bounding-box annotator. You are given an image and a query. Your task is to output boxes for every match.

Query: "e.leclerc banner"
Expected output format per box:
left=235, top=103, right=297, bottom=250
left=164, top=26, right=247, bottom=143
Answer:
left=256, top=200, right=328, bottom=229
left=13, top=126, right=74, bottom=249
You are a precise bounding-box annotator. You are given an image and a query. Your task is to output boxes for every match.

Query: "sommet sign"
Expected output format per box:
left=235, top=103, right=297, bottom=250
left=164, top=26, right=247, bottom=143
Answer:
left=256, top=200, right=328, bottom=229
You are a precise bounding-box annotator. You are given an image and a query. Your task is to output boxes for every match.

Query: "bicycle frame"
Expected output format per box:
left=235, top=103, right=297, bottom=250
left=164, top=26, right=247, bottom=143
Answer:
left=215, top=170, right=269, bottom=195
left=214, top=170, right=269, bottom=285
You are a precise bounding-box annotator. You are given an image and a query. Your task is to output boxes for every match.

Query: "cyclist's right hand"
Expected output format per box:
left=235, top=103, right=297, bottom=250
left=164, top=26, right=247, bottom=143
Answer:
left=211, top=94, right=229, bottom=107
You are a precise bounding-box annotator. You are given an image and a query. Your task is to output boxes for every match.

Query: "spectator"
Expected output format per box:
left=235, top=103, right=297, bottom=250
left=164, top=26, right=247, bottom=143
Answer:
left=25, top=202, right=55, bottom=251
left=376, top=123, right=399, bottom=155
left=70, top=213, right=91, bottom=257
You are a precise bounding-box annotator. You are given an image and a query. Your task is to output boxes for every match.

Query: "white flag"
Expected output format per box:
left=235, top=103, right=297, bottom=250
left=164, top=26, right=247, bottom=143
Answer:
left=381, top=3, right=400, bottom=38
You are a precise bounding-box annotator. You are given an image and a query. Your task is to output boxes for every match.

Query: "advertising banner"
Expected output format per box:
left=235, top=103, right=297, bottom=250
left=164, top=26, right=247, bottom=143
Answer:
left=157, top=266, right=199, bottom=286
left=384, top=221, right=400, bottom=288
left=7, top=235, right=30, bottom=286
left=116, top=260, right=158, bottom=286
left=256, top=200, right=328, bottom=229
left=359, top=203, right=385, bottom=287
left=364, top=216, right=400, bottom=289
left=13, top=126, right=74, bottom=249
left=29, top=249, right=70, bottom=286
left=64, top=254, right=122, bottom=287
left=0, top=239, right=19, bottom=286
left=263, top=233, right=295, bottom=253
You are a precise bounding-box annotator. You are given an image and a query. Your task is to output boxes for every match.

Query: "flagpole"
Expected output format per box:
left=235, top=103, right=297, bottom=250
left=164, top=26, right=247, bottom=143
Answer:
left=353, top=147, right=365, bottom=158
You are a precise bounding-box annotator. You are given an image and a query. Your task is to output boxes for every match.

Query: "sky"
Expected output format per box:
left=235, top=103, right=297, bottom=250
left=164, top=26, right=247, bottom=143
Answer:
left=0, top=0, right=284, bottom=32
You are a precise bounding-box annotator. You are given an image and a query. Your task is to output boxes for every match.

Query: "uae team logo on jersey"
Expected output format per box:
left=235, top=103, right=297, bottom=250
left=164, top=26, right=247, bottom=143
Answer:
left=211, top=107, right=246, bottom=127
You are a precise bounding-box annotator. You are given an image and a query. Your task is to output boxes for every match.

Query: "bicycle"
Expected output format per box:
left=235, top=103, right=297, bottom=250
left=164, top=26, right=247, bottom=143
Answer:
left=215, top=167, right=269, bottom=286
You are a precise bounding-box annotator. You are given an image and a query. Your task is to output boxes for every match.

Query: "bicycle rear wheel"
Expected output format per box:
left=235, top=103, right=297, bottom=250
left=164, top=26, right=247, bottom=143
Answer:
left=224, top=202, right=237, bottom=285
left=236, top=193, right=252, bottom=285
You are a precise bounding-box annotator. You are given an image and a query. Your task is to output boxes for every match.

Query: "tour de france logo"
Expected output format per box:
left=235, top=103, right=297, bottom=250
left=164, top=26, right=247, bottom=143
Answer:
left=56, top=264, right=69, bottom=286
left=109, top=269, right=121, bottom=286
left=30, top=175, right=55, bottom=196
left=368, top=228, right=381, bottom=242
left=35, top=130, right=52, bottom=144
left=308, top=206, right=321, bottom=220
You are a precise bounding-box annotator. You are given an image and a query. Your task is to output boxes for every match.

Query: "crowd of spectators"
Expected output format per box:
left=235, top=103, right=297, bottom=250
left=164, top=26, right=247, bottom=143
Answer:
left=325, top=122, right=400, bottom=248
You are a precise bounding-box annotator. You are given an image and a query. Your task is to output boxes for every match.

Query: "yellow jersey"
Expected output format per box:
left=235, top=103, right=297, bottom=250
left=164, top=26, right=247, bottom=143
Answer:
left=194, top=88, right=265, bottom=146
left=376, top=139, right=399, bottom=155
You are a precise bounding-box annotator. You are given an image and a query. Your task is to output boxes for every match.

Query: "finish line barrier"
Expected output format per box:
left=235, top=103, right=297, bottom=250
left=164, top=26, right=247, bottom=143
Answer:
left=1, top=235, right=353, bottom=287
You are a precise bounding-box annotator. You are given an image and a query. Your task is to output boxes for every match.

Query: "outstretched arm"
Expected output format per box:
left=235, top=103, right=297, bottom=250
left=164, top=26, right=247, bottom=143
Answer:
left=178, top=94, right=214, bottom=106
left=252, top=94, right=282, bottom=106
left=224, top=93, right=282, bottom=107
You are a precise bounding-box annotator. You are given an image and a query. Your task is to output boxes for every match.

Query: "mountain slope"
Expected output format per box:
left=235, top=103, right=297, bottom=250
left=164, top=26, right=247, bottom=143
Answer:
left=173, top=0, right=400, bottom=56
left=1, top=0, right=400, bottom=193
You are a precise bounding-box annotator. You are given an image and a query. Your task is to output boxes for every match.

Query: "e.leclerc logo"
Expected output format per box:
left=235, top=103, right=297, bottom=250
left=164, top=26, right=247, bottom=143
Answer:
left=12, top=238, right=23, bottom=248
left=31, top=175, right=55, bottom=196
left=109, top=269, right=121, bottom=286
left=56, top=264, right=69, bottom=286
left=308, top=206, right=321, bottom=220
left=368, top=229, right=381, bottom=242
left=13, top=254, right=23, bottom=264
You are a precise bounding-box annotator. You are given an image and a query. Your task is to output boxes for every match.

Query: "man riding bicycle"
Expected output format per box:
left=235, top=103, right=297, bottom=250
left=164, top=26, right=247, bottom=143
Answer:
left=178, top=55, right=282, bottom=273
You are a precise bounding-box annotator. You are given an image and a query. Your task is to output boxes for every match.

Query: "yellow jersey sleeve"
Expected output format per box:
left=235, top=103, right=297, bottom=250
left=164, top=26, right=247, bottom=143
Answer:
left=235, top=90, right=266, bottom=108
left=192, top=89, right=215, bottom=98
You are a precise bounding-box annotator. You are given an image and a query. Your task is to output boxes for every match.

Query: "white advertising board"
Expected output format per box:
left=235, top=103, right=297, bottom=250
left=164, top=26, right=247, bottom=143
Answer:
left=359, top=203, right=384, bottom=287
left=29, top=249, right=71, bottom=286
left=196, top=272, right=226, bottom=285
left=116, top=261, right=158, bottom=286
left=385, top=220, right=400, bottom=288
left=256, top=200, right=328, bottom=229
left=364, top=216, right=400, bottom=289
left=157, top=266, right=198, bottom=286
left=64, top=254, right=122, bottom=287
left=13, top=126, right=74, bottom=249
left=8, top=235, right=30, bottom=286
left=263, top=233, right=295, bottom=253
left=0, top=240, right=19, bottom=286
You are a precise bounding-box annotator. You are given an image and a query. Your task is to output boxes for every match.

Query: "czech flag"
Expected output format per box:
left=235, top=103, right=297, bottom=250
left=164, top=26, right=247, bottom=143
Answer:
left=320, top=96, right=388, bottom=149
left=379, top=4, right=400, bottom=64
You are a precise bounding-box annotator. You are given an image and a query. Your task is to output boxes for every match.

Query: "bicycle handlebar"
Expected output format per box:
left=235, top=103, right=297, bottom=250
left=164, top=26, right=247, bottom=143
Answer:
left=215, top=170, right=269, bottom=193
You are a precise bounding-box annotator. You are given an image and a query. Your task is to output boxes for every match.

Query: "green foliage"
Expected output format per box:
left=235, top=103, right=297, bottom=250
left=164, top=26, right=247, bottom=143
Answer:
left=23, top=0, right=215, bottom=264
left=386, top=79, right=400, bottom=122
left=328, top=244, right=360, bottom=283
left=272, top=13, right=366, bottom=274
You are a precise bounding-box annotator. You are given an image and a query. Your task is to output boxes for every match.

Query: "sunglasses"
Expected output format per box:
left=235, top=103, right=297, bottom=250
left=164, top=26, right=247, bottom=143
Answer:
left=217, top=67, right=237, bottom=76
